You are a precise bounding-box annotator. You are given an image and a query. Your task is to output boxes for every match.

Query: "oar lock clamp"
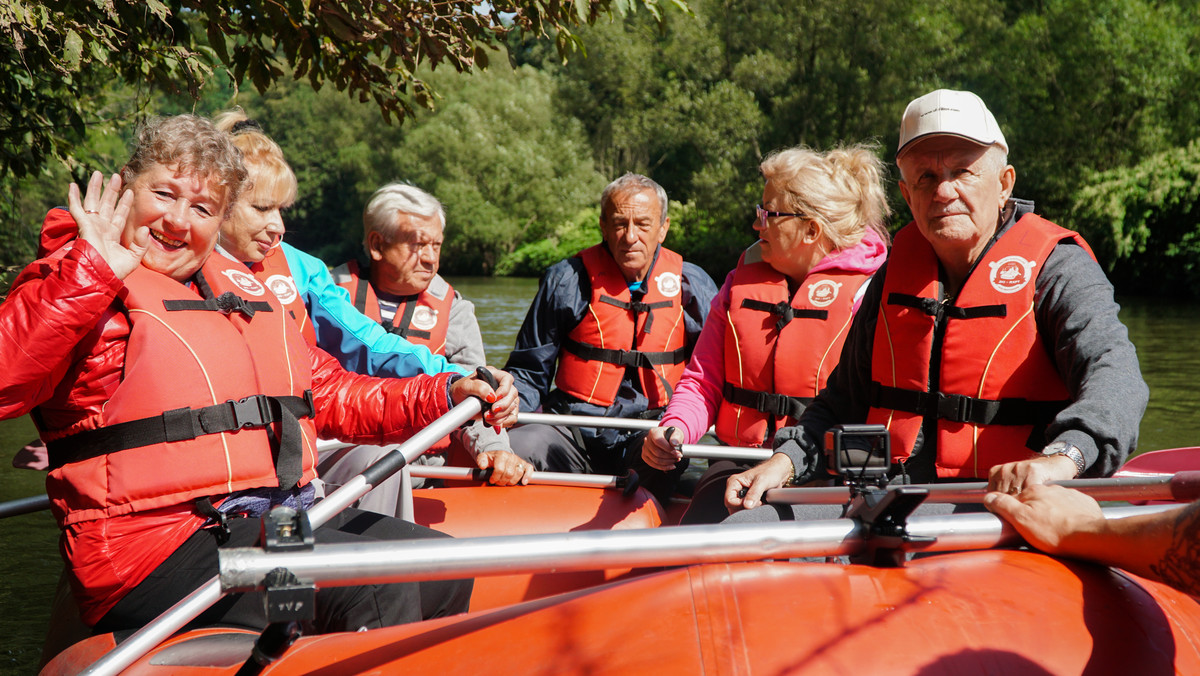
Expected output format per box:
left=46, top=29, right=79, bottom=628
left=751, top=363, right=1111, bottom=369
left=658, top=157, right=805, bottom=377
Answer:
left=259, top=506, right=316, bottom=624
left=827, top=424, right=935, bottom=567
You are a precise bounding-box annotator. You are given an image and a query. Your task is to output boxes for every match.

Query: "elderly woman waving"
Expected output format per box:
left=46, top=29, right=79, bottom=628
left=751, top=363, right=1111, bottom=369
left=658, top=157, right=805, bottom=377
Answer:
left=641, top=144, right=890, bottom=522
left=0, top=115, right=512, bottom=635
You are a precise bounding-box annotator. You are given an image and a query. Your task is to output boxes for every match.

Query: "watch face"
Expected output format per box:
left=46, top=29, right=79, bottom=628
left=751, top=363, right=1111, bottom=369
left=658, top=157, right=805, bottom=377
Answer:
left=1042, top=442, right=1069, bottom=456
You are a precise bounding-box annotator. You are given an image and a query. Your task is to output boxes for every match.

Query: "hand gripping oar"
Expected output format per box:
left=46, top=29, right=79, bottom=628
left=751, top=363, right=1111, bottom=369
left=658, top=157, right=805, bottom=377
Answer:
left=79, top=389, right=490, bottom=676
left=660, top=425, right=771, bottom=463
left=756, top=471, right=1200, bottom=506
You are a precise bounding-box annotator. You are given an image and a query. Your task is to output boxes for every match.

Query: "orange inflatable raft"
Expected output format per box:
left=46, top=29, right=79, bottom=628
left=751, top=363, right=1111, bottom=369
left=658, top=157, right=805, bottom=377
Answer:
left=44, top=548, right=1200, bottom=675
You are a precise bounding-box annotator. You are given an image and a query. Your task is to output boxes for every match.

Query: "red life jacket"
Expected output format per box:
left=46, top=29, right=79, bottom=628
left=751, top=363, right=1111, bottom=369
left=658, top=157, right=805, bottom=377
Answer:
left=716, top=243, right=870, bottom=447
left=555, top=244, right=689, bottom=409
left=331, top=260, right=454, bottom=356
left=866, top=214, right=1093, bottom=478
left=43, top=254, right=319, bottom=527
left=249, top=245, right=316, bottom=344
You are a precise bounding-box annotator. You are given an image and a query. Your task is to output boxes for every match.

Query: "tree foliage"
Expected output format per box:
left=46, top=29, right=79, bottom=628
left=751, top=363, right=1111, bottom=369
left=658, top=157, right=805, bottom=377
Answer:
left=5, top=0, right=1200, bottom=297
left=0, top=0, right=685, bottom=180
left=1072, top=140, right=1200, bottom=296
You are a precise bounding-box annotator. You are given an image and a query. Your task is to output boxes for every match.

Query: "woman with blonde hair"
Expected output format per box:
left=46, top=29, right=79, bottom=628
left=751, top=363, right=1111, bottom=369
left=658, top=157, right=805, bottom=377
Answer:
left=642, top=143, right=890, bottom=522
left=211, top=110, right=530, bottom=492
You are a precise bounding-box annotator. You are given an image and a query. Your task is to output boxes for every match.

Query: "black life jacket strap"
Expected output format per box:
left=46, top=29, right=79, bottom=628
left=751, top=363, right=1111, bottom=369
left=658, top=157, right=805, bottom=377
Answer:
left=869, top=382, right=1066, bottom=426
left=46, top=391, right=316, bottom=490
left=886, top=293, right=1006, bottom=320
left=722, top=383, right=811, bottom=419
left=382, top=296, right=433, bottom=341
left=194, top=497, right=231, bottom=545
left=351, top=276, right=371, bottom=315
left=163, top=291, right=273, bottom=318
left=564, top=337, right=688, bottom=369
left=740, top=298, right=828, bottom=331
left=598, top=295, right=673, bottom=334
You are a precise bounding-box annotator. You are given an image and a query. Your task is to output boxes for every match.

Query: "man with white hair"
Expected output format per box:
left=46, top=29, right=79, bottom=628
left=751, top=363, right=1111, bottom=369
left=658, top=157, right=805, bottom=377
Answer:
left=723, top=89, right=1148, bottom=518
left=326, top=183, right=533, bottom=507
left=334, top=183, right=482, bottom=366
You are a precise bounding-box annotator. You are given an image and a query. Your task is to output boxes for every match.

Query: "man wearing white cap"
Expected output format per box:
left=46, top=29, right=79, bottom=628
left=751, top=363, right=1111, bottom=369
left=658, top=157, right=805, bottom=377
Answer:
left=721, top=89, right=1148, bottom=518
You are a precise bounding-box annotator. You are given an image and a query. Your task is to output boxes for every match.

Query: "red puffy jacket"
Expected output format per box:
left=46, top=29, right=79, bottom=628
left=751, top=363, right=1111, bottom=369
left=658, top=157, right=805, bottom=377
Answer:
left=0, top=209, right=457, bottom=623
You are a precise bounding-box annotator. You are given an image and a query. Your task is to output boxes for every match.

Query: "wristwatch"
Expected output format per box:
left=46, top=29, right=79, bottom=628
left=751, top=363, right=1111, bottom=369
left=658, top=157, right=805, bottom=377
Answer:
left=1042, top=441, right=1086, bottom=477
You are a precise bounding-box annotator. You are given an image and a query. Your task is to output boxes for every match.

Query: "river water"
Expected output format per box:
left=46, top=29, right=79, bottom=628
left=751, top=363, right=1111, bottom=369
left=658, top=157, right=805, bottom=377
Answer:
left=1, top=280, right=1197, bottom=674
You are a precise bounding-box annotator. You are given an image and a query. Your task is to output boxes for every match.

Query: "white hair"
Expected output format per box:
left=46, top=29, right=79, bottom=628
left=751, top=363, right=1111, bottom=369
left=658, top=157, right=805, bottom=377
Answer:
left=362, top=182, right=446, bottom=253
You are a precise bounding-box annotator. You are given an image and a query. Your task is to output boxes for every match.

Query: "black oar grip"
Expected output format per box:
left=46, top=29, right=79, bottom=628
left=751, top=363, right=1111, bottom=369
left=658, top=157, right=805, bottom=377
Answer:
left=473, top=366, right=499, bottom=414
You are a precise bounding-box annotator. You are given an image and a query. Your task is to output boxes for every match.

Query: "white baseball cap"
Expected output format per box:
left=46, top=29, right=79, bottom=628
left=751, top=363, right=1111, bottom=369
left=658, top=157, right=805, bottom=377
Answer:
left=897, top=89, right=1008, bottom=157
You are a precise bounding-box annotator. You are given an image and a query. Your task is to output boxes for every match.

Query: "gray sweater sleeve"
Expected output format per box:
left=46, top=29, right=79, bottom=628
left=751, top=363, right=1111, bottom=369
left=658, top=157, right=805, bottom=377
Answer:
left=1035, top=241, right=1148, bottom=476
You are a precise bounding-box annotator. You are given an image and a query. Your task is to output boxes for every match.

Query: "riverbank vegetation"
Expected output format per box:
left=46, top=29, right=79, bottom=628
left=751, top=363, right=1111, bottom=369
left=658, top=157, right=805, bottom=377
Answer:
left=4, top=0, right=1200, bottom=295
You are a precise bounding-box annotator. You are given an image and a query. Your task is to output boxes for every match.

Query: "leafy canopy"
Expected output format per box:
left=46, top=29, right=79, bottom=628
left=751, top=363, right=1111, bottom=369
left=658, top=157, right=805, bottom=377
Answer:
left=0, top=0, right=686, bottom=179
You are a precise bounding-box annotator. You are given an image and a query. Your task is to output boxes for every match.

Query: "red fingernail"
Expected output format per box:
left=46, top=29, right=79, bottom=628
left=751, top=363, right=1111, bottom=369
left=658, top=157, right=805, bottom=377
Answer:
left=486, top=393, right=496, bottom=403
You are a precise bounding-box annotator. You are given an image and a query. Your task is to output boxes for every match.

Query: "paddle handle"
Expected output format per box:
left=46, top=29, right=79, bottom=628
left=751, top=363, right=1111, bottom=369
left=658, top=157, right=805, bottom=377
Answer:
left=1167, top=471, right=1200, bottom=502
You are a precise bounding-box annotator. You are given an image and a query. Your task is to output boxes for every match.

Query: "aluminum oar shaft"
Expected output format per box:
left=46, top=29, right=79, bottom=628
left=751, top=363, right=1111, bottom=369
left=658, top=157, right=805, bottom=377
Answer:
left=517, top=412, right=659, bottom=431
left=409, top=465, right=628, bottom=489
left=0, top=494, right=51, bottom=519
left=762, top=472, right=1200, bottom=505
left=681, top=444, right=771, bottom=462
left=219, top=505, right=1175, bottom=592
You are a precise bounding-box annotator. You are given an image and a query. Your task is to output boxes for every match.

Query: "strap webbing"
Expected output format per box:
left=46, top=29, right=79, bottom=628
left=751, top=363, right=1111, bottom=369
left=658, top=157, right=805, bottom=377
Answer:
left=598, top=295, right=673, bottom=334
left=869, top=382, right=1066, bottom=426
left=886, top=293, right=1007, bottom=319
left=563, top=338, right=688, bottom=368
left=722, top=383, right=811, bottom=419
left=46, top=391, right=315, bottom=490
left=163, top=291, right=273, bottom=318
left=740, top=298, right=828, bottom=331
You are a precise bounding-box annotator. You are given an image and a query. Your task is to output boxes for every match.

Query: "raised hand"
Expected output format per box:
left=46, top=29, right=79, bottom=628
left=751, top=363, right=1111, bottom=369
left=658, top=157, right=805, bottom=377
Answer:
left=68, top=171, right=147, bottom=279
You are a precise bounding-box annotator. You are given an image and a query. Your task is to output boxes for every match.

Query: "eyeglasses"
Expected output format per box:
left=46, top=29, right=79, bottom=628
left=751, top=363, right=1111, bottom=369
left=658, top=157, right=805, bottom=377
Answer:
left=755, top=204, right=809, bottom=228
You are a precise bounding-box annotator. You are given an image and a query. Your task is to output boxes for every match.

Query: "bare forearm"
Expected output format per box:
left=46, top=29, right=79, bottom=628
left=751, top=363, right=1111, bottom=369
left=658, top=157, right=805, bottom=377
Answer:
left=1063, top=503, right=1200, bottom=593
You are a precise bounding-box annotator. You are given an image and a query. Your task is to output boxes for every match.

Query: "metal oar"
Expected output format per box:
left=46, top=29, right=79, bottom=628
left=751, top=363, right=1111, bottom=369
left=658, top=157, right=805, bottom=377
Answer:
left=80, top=396, right=487, bottom=676
left=760, top=471, right=1200, bottom=506
left=0, top=494, right=51, bottom=519
left=517, top=412, right=660, bottom=431
left=407, top=465, right=638, bottom=493
left=515, top=412, right=765, bottom=461
left=218, top=504, right=1178, bottom=592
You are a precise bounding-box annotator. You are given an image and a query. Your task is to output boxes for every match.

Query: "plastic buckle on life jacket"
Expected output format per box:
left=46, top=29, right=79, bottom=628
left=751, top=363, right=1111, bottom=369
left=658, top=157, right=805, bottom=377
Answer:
left=937, top=394, right=974, bottom=424
left=230, top=394, right=273, bottom=429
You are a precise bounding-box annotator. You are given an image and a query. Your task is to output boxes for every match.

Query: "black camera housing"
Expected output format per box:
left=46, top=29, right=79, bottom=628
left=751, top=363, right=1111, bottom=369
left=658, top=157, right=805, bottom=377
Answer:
left=824, top=424, right=891, bottom=486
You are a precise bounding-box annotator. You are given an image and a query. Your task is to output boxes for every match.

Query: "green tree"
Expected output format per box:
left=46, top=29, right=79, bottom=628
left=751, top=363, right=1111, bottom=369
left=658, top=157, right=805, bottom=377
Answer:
left=0, top=0, right=683, bottom=179
left=0, top=0, right=681, bottom=270
left=1069, top=139, right=1200, bottom=297
left=388, top=63, right=608, bottom=274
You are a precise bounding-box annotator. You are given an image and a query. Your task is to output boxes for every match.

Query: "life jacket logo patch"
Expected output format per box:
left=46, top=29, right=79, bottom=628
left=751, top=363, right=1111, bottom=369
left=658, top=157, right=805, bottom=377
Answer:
left=988, top=256, right=1037, bottom=294
left=808, top=279, right=842, bottom=308
left=265, top=274, right=299, bottom=305
left=412, top=305, right=439, bottom=331
left=655, top=271, right=682, bottom=298
left=222, top=269, right=266, bottom=296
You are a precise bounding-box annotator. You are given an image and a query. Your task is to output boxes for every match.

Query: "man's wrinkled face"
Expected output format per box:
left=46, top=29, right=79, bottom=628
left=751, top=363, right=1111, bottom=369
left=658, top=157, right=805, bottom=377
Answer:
left=368, top=211, right=444, bottom=296
left=897, top=136, right=1014, bottom=266
left=600, top=188, right=669, bottom=283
